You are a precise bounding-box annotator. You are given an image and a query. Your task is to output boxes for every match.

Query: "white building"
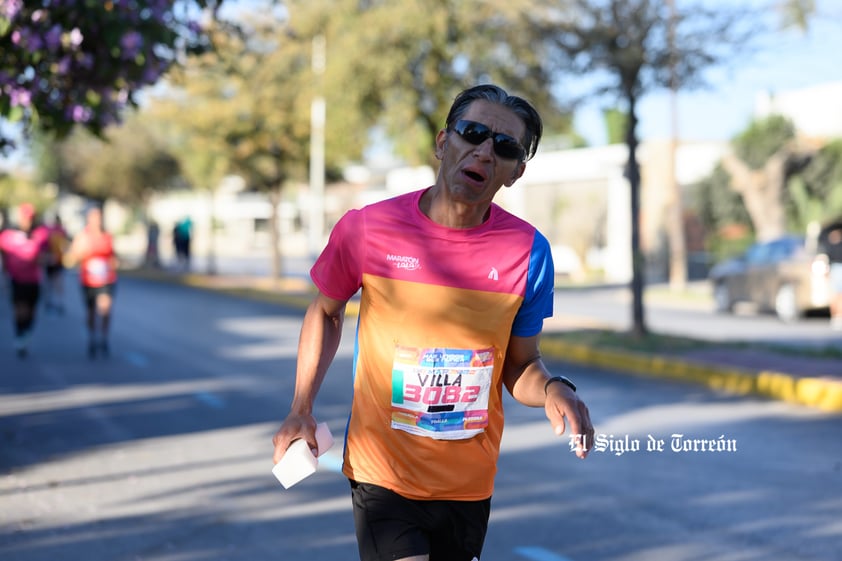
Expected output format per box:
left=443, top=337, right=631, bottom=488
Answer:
left=754, top=81, right=842, bottom=140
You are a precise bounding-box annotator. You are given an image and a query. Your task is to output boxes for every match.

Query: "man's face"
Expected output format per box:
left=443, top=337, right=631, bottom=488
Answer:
left=435, top=100, right=526, bottom=209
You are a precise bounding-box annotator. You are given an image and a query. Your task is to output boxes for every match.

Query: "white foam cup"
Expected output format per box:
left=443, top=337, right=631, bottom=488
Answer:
left=314, top=422, right=335, bottom=455
left=272, top=439, right=317, bottom=489
left=272, top=422, right=335, bottom=489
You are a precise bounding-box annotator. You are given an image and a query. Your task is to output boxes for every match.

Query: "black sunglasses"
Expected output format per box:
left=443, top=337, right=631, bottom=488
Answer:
left=449, top=119, right=526, bottom=161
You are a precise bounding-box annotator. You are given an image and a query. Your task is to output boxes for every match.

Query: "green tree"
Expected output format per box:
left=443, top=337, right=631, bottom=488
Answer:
left=602, top=108, right=628, bottom=145
left=289, top=0, right=571, bottom=168
left=786, top=139, right=842, bottom=231
left=34, top=112, right=181, bottom=213
left=149, top=6, right=313, bottom=279
left=0, top=169, right=44, bottom=215
left=720, top=114, right=798, bottom=241
left=528, top=0, right=754, bottom=335
left=692, top=164, right=754, bottom=261
left=146, top=20, right=240, bottom=275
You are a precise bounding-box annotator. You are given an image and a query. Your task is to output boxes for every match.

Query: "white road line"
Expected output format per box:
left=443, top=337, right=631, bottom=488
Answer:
left=514, top=546, right=576, bottom=561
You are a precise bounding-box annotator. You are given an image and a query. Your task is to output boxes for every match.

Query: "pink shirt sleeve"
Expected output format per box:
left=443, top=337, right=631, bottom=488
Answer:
left=310, top=209, right=365, bottom=301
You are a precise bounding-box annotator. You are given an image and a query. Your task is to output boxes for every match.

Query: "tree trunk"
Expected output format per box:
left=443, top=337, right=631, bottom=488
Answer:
left=206, top=187, right=217, bottom=275
left=626, top=93, right=648, bottom=336
left=666, top=0, right=687, bottom=292
left=268, top=188, right=283, bottom=280
left=721, top=149, right=789, bottom=241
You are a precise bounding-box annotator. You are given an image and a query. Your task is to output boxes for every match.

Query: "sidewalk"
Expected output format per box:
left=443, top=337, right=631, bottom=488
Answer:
left=123, top=266, right=842, bottom=414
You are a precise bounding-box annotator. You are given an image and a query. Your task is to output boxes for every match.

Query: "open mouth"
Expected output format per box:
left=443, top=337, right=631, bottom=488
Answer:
left=463, top=170, right=485, bottom=183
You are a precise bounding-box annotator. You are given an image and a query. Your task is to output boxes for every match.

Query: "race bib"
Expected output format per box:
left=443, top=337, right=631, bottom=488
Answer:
left=390, top=346, right=494, bottom=440
left=85, top=257, right=111, bottom=283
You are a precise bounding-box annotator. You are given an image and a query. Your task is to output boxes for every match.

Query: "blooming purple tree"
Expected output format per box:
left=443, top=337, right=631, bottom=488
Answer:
left=0, top=0, right=226, bottom=153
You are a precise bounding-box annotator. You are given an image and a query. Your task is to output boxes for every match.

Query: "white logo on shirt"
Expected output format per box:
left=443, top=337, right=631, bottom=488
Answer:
left=386, top=254, right=421, bottom=271
left=488, top=267, right=499, bottom=281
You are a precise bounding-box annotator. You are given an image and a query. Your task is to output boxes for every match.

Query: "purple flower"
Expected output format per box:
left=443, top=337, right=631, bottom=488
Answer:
left=1, top=0, right=22, bottom=20
left=120, top=30, right=143, bottom=59
left=78, top=53, right=94, bottom=69
left=141, top=61, right=167, bottom=84
left=69, top=104, right=92, bottom=123
left=44, top=24, right=62, bottom=52
left=56, top=55, right=72, bottom=75
left=27, top=33, right=44, bottom=51
left=10, top=88, right=32, bottom=108
left=11, top=29, right=21, bottom=45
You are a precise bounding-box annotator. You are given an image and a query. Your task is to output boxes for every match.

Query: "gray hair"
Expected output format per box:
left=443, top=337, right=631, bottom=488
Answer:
left=444, top=84, right=543, bottom=161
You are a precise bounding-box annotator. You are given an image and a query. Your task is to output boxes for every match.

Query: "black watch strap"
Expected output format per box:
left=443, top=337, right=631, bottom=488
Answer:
left=544, top=375, right=576, bottom=394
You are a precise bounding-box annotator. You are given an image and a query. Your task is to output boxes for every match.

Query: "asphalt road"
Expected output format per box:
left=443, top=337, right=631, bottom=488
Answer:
left=1, top=275, right=840, bottom=561
left=554, top=283, right=842, bottom=349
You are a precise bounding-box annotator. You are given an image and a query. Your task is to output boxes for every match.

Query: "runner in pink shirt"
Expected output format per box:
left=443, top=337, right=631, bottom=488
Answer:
left=0, top=203, right=49, bottom=357
left=271, top=85, right=594, bottom=561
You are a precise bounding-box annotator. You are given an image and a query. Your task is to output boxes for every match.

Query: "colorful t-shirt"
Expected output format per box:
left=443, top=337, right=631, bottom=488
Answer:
left=311, top=188, right=554, bottom=501
left=75, top=230, right=117, bottom=288
left=0, top=227, right=49, bottom=284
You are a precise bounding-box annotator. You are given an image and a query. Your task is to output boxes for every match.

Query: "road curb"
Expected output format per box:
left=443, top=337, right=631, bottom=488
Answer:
left=121, top=267, right=362, bottom=317
left=122, top=267, right=842, bottom=414
left=539, top=336, right=842, bottom=413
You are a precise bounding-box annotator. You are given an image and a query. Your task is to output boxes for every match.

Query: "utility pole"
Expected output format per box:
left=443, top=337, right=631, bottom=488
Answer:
left=666, top=0, right=687, bottom=291
left=308, top=34, right=326, bottom=260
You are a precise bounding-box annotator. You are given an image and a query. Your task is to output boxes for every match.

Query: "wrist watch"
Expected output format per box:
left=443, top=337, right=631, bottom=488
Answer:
left=544, top=375, right=576, bottom=395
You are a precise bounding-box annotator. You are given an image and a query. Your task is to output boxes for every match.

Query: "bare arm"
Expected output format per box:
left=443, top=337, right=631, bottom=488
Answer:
left=502, top=334, right=594, bottom=459
left=272, top=291, right=347, bottom=463
left=62, top=236, right=81, bottom=268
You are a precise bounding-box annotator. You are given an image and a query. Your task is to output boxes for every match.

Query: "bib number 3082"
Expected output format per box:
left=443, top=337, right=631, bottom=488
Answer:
left=402, top=384, right=480, bottom=405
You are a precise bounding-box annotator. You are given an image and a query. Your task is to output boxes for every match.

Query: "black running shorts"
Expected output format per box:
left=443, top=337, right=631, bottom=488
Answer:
left=10, top=280, right=40, bottom=308
left=82, top=283, right=116, bottom=307
left=350, top=480, right=490, bottom=561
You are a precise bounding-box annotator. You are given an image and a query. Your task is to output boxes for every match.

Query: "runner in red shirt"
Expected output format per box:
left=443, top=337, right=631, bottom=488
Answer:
left=64, top=206, right=119, bottom=358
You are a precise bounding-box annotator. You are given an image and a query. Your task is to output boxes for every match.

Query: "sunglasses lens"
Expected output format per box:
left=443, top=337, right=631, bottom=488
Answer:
left=493, top=136, right=524, bottom=160
left=453, top=120, right=524, bottom=160
left=457, top=121, right=491, bottom=145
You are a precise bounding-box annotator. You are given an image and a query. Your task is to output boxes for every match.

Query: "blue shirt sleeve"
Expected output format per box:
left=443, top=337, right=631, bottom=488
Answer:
left=511, top=231, right=554, bottom=337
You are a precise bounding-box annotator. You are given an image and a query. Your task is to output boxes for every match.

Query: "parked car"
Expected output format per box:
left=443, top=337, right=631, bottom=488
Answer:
left=708, top=235, right=832, bottom=322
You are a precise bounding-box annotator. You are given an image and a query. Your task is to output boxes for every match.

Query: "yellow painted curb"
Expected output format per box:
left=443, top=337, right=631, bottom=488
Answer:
left=540, top=336, right=842, bottom=413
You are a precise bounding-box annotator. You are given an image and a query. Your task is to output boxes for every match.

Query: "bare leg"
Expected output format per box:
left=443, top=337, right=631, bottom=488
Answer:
left=831, top=294, right=842, bottom=329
